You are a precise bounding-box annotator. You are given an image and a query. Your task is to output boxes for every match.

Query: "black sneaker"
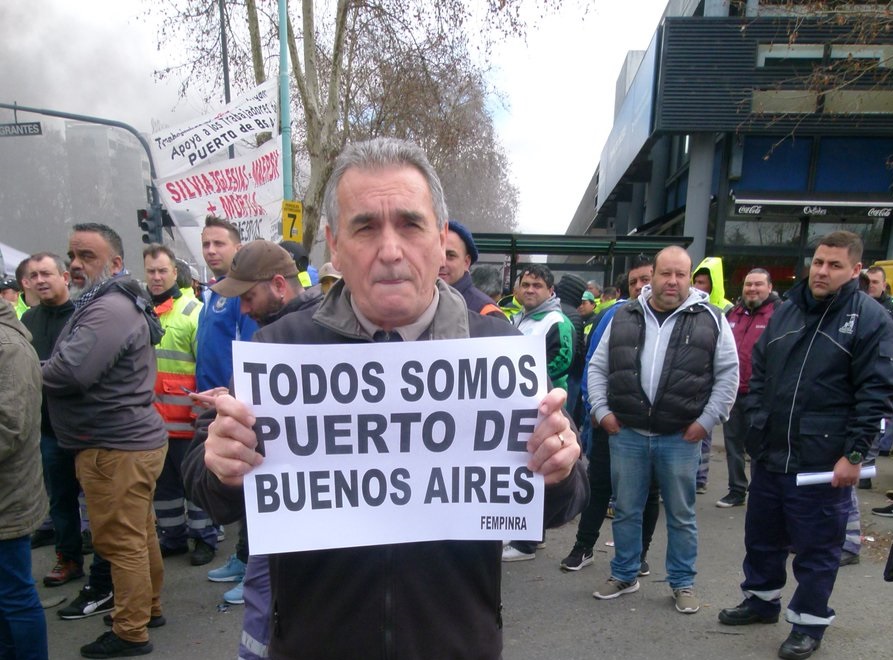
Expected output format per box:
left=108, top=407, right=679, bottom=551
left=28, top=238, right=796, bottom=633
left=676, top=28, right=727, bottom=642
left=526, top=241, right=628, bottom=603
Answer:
left=190, top=539, right=216, bottom=567
left=716, top=493, right=745, bottom=508
left=80, top=631, right=152, bottom=658
left=560, top=545, right=594, bottom=571
left=839, top=550, right=860, bottom=566
left=872, top=503, right=893, bottom=518
left=718, top=601, right=779, bottom=625
left=103, top=614, right=166, bottom=629
left=58, top=586, right=114, bottom=620
left=638, top=558, right=651, bottom=577
left=160, top=543, right=188, bottom=558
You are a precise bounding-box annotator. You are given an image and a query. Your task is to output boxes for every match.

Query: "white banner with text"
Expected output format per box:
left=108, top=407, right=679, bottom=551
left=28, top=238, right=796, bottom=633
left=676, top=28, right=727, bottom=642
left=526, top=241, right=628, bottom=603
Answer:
left=150, top=80, right=278, bottom=178
left=155, top=138, right=283, bottom=243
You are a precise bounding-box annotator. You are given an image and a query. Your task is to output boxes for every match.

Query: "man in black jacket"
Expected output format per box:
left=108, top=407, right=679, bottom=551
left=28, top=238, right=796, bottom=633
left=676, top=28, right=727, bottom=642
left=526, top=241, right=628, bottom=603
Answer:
left=865, top=265, right=893, bottom=320
left=21, top=253, right=83, bottom=588
left=184, top=137, right=587, bottom=659
left=719, top=231, right=893, bottom=660
left=208, top=238, right=323, bottom=660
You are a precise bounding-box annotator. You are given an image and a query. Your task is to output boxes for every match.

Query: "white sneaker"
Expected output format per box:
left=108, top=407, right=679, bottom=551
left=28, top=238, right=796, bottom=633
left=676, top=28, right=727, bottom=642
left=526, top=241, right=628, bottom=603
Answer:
left=502, top=545, right=536, bottom=562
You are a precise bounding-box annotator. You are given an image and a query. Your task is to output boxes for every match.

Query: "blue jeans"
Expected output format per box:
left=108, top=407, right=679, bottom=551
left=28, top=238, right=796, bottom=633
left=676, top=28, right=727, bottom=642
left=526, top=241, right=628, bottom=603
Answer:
left=609, top=427, right=700, bottom=589
left=0, top=535, right=48, bottom=660
left=39, top=434, right=83, bottom=564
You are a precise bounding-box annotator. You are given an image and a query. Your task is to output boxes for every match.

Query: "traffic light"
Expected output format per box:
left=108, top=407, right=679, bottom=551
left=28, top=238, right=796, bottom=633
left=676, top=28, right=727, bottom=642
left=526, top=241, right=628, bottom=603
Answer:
left=137, top=209, right=162, bottom=244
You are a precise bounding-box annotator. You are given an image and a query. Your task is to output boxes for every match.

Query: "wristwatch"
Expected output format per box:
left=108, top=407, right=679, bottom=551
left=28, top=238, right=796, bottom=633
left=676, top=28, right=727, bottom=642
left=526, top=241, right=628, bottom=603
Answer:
left=845, top=451, right=863, bottom=465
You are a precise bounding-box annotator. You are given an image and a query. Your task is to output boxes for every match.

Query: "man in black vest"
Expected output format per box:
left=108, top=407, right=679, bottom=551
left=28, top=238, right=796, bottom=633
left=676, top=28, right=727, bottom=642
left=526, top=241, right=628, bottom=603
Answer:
left=588, top=245, right=738, bottom=614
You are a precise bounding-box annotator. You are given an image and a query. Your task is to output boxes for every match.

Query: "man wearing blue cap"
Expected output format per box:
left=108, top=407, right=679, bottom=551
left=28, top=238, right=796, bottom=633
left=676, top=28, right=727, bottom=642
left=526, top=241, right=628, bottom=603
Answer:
left=439, top=220, right=505, bottom=318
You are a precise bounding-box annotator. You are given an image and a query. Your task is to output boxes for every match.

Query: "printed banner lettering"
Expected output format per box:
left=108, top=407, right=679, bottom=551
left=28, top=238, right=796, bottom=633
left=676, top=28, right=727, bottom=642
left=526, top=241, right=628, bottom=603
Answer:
left=155, top=139, right=283, bottom=243
left=233, top=335, right=548, bottom=555
left=150, top=80, right=278, bottom=178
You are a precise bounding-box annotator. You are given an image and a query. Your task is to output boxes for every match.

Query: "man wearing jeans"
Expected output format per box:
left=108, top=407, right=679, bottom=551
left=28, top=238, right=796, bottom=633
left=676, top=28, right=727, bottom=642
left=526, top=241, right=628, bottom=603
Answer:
left=0, top=292, right=48, bottom=660
left=588, top=245, right=738, bottom=614
left=43, top=223, right=167, bottom=658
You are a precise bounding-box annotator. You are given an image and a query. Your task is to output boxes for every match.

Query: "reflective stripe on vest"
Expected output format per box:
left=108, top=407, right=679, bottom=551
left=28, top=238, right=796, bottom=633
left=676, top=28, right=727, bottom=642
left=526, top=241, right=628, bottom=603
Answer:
left=153, top=294, right=201, bottom=439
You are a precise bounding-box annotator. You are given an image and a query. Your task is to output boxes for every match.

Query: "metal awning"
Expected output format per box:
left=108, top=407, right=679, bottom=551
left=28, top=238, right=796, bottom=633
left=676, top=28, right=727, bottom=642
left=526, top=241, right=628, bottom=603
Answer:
left=471, top=232, right=692, bottom=286
left=472, top=233, right=691, bottom=257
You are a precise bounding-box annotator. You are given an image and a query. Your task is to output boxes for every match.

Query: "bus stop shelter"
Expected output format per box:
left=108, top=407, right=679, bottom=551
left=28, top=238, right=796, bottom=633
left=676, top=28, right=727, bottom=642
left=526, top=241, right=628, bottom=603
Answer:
left=471, top=232, right=693, bottom=290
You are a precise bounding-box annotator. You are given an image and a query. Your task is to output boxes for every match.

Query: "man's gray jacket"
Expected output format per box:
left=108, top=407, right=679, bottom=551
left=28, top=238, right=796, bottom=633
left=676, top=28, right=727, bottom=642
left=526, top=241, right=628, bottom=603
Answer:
left=42, top=277, right=166, bottom=452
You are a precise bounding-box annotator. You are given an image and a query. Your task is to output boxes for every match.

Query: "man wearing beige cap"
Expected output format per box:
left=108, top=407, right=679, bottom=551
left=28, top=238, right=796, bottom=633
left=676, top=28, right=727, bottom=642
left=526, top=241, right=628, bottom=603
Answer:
left=317, top=262, right=342, bottom=295
left=209, top=238, right=323, bottom=660
left=211, top=240, right=321, bottom=326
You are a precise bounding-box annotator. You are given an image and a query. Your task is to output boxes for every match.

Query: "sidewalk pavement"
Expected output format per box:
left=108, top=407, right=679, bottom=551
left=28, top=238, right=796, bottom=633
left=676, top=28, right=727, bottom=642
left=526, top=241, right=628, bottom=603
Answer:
left=37, top=434, right=893, bottom=659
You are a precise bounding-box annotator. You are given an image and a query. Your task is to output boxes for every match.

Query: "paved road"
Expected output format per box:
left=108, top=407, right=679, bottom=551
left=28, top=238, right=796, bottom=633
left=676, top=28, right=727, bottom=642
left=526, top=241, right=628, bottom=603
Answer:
left=39, top=437, right=893, bottom=659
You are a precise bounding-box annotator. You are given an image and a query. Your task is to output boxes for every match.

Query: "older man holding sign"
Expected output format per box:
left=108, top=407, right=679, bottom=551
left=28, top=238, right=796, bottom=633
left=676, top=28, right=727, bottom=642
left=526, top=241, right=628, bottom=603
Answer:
left=184, top=137, right=586, bottom=659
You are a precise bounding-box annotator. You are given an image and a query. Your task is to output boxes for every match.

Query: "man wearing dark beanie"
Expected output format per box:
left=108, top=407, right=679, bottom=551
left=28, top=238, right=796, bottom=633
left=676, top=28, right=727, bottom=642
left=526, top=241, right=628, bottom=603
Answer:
left=439, top=220, right=505, bottom=319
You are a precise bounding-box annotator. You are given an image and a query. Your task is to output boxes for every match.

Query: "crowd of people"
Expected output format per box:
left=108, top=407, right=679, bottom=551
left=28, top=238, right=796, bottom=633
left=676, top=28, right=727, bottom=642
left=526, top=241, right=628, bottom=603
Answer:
left=2, top=136, right=892, bottom=660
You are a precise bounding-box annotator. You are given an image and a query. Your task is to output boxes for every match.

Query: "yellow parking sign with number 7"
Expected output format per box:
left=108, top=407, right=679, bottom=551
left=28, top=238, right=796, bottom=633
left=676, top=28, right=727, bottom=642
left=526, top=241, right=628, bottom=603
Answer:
left=282, top=200, right=303, bottom=242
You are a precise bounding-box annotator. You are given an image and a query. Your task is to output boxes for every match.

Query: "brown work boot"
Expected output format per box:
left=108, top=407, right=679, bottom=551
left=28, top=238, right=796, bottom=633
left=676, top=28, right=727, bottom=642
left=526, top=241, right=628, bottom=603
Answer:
left=43, top=553, right=85, bottom=587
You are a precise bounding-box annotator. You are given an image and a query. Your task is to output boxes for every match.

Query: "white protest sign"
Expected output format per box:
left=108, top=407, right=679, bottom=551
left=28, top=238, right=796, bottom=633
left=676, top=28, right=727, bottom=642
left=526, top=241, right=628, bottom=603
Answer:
left=150, top=80, right=278, bottom=178
left=155, top=138, right=283, bottom=243
left=233, top=335, right=548, bottom=555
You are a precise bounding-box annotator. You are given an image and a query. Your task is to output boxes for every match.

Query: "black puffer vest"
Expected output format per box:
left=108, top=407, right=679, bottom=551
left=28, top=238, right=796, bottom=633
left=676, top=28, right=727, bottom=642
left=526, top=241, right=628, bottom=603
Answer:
left=607, top=299, right=720, bottom=434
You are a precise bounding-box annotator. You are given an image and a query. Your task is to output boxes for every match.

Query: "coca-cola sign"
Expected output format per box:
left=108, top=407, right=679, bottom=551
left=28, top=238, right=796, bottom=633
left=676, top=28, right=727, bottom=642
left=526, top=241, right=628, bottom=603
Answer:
left=733, top=198, right=893, bottom=219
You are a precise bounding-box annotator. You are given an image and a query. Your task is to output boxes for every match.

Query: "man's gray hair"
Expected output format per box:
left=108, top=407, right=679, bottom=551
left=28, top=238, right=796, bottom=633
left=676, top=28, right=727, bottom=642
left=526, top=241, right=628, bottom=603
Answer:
left=322, top=137, right=449, bottom=235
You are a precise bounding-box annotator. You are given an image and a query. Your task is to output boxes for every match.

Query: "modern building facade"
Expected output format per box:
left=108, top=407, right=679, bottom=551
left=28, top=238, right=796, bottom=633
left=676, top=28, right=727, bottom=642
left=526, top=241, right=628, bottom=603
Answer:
left=568, top=0, right=893, bottom=292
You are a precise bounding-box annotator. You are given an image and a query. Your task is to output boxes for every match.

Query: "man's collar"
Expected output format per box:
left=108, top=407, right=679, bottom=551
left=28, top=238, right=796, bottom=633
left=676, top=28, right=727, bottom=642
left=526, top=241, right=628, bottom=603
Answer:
left=351, top=287, right=440, bottom=341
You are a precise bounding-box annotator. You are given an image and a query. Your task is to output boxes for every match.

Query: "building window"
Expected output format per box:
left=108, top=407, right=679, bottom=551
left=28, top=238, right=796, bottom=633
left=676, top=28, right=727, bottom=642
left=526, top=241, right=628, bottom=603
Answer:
left=807, top=218, right=885, bottom=249
left=724, top=218, right=801, bottom=247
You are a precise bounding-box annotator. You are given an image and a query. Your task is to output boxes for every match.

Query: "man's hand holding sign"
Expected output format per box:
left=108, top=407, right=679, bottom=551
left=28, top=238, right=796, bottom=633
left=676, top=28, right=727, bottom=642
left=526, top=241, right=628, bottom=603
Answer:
left=204, top=336, right=577, bottom=554
left=206, top=364, right=576, bottom=488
